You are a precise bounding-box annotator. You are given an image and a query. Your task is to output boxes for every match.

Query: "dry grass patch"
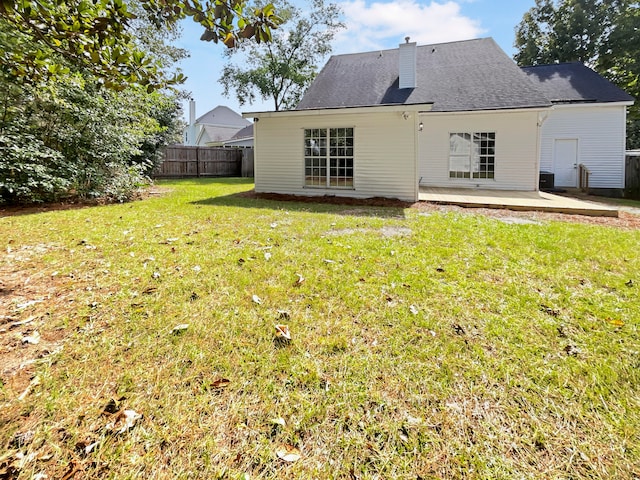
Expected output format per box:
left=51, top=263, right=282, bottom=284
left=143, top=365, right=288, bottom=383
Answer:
left=1, top=178, right=639, bottom=479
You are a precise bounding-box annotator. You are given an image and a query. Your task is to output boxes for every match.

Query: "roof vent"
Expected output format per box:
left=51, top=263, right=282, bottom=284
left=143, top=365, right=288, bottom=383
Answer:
left=399, top=37, right=417, bottom=89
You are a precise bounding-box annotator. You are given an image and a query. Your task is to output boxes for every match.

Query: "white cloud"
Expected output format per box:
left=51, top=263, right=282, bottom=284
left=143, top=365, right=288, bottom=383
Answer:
left=333, top=0, right=485, bottom=54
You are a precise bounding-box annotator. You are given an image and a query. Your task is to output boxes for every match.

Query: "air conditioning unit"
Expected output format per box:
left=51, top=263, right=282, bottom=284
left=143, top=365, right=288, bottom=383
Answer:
left=539, top=171, right=555, bottom=190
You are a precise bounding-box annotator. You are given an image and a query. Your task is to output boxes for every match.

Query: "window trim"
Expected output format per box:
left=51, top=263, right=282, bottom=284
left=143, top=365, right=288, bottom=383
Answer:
left=449, top=131, right=496, bottom=180
left=303, top=127, right=355, bottom=189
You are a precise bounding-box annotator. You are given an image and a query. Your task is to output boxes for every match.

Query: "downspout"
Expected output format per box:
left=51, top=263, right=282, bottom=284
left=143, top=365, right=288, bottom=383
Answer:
left=536, top=109, right=551, bottom=191
left=622, top=105, right=628, bottom=189
left=188, top=99, right=197, bottom=146
left=414, top=113, right=420, bottom=202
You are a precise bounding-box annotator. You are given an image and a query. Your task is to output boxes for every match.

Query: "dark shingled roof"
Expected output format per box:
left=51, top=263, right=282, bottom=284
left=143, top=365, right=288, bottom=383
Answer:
left=296, top=38, right=552, bottom=112
left=521, top=62, right=634, bottom=104
left=231, top=124, right=253, bottom=140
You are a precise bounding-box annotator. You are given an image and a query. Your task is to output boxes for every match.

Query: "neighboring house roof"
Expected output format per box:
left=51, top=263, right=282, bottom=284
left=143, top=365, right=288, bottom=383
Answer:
left=198, top=125, right=247, bottom=144
left=230, top=124, right=253, bottom=140
left=218, top=124, right=254, bottom=147
left=296, top=38, right=552, bottom=112
left=196, top=105, right=251, bottom=127
left=521, top=62, right=634, bottom=104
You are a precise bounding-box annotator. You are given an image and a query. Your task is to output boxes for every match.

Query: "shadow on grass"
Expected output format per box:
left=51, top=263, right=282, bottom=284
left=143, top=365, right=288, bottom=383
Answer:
left=191, top=190, right=413, bottom=219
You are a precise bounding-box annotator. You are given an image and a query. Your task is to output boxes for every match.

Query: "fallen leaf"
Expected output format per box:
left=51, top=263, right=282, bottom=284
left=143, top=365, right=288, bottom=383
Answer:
left=409, top=305, right=419, bottom=315
left=76, top=439, right=100, bottom=455
left=275, top=324, right=291, bottom=340
left=606, top=318, right=625, bottom=327
left=564, top=344, right=580, bottom=357
left=171, top=324, right=189, bottom=335
left=540, top=304, right=560, bottom=317
left=16, top=300, right=43, bottom=310
left=9, top=430, right=34, bottom=449
left=102, top=397, right=125, bottom=415
left=212, top=378, right=231, bottom=390
left=252, top=295, right=262, bottom=304
left=452, top=324, right=465, bottom=335
left=18, top=376, right=41, bottom=400
left=9, top=316, right=36, bottom=329
left=60, top=459, right=81, bottom=480
left=106, top=409, right=142, bottom=435
left=22, top=331, right=40, bottom=345
left=294, top=273, right=305, bottom=286
left=276, top=444, right=301, bottom=462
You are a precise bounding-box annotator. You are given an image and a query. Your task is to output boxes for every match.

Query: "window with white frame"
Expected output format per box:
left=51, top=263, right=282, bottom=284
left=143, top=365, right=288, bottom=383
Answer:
left=449, top=132, right=495, bottom=179
left=304, top=128, right=354, bottom=188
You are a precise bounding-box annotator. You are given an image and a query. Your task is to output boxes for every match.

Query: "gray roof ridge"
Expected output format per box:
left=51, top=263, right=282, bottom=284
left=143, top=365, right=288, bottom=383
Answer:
left=521, top=61, right=585, bottom=69
left=328, top=36, right=494, bottom=58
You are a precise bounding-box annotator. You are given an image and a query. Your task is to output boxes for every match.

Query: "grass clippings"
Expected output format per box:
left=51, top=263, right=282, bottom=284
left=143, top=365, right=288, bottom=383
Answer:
left=1, top=178, right=639, bottom=479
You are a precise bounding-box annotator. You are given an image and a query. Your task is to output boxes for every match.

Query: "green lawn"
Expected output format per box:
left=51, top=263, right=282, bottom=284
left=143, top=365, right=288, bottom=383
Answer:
left=1, top=178, right=639, bottom=479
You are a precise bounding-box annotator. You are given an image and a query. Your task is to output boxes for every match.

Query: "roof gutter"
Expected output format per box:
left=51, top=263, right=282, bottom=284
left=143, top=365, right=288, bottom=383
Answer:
left=243, top=103, right=434, bottom=119
left=419, top=106, right=552, bottom=116
left=550, top=101, right=634, bottom=108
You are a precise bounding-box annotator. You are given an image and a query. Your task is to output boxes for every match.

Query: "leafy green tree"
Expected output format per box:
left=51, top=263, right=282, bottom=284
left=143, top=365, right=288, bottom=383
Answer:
left=514, top=0, right=640, bottom=148
left=0, top=7, right=185, bottom=204
left=0, top=0, right=280, bottom=91
left=220, top=0, right=344, bottom=111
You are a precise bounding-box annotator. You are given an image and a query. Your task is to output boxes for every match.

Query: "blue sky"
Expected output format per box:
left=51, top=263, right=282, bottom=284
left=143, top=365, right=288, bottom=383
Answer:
left=173, top=0, right=537, bottom=120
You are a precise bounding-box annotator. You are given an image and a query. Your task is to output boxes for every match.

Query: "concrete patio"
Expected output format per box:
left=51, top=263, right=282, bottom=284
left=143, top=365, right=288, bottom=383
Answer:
left=418, top=187, right=619, bottom=217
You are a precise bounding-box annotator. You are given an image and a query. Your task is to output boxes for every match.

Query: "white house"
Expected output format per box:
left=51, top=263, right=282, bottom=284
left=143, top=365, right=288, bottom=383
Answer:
left=184, top=104, right=251, bottom=147
left=522, top=63, right=633, bottom=190
left=245, top=38, right=633, bottom=202
left=220, top=124, right=254, bottom=148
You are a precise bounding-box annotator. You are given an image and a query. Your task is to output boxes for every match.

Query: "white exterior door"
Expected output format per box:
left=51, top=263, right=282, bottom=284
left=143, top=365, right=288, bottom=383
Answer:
left=553, top=139, right=578, bottom=187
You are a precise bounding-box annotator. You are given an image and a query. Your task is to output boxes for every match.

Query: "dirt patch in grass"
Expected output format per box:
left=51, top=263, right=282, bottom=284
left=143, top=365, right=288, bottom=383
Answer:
left=0, top=185, right=171, bottom=218
left=0, top=246, right=80, bottom=398
left=242, top=190, right=640, bottom=229
left=240, top=190, right=415, bottom=208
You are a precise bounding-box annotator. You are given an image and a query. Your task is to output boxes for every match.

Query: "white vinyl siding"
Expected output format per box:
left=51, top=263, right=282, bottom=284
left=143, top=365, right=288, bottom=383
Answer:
left=539, top=104, right=627, bottom=188
left=253, top=111, right=417, bottom=201
left=419, top=110, right=540, bottom=190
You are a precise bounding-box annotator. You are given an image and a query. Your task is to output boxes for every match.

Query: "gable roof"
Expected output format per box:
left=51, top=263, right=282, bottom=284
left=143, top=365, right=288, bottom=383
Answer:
left=230, top=124, right=253, bottom=140
left=296, top=38, right=552, bottom=112
left=197, top=124, right=247, bottom=145
left=521, top=62, right=634, bottom=104
left=196, top=105, right=251, bottom=127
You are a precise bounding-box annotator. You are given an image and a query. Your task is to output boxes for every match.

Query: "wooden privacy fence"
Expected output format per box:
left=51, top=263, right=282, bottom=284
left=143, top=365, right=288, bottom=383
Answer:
left=154, top=146, right=254, bottom=178
left=626, top=153, right=640, bottom=199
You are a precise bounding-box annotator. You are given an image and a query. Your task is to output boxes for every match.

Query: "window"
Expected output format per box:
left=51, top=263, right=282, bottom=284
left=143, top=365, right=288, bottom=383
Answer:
left=449, top=132, right=495, bottom=179
left=305, top=128, right=354, bottom=188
